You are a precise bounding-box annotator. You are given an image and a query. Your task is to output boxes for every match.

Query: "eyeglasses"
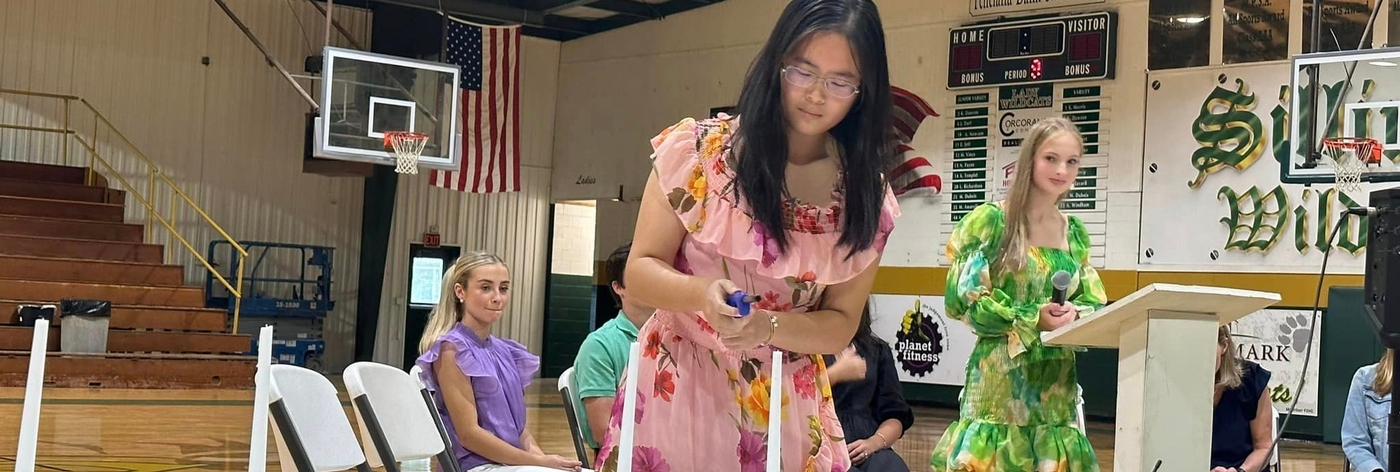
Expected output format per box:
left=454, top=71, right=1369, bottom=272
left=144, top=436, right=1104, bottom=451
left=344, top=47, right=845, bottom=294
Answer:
left=781, top=66, right=860, bottom=99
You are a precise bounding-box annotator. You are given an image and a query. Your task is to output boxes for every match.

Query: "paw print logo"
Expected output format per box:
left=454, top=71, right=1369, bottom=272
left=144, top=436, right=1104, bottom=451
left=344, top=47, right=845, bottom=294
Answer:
left=1277, top=313, right=1313, bottom=353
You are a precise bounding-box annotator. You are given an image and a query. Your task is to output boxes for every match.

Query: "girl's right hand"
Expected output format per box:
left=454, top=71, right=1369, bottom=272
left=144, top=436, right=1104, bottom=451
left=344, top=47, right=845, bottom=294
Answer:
left=701, top=278, right=742, bottom=325
left=1038, top=302, right=1073, bottom=331
left=536, top=453, right=582, bottom=471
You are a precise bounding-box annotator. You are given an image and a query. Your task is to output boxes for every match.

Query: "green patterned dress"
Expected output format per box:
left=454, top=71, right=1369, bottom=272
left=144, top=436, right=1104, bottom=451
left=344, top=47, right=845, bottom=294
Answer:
left=930, top=202, right=1107, bottom=472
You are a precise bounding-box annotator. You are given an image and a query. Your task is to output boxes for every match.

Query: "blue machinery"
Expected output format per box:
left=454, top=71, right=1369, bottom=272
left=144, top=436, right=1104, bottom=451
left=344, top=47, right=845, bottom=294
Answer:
left=206, top=241, right=335, bottom=370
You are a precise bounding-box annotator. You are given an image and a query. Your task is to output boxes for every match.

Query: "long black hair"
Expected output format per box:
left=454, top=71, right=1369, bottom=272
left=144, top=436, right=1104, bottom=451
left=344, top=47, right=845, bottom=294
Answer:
left=852, top=303, right=887, bottom=355
left=732, top=0, right=892, bottom=256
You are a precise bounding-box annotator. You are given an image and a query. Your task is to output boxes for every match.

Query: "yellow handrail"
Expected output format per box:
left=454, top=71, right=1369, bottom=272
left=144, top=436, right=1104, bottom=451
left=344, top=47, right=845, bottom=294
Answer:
left=0, top=88, right=250, bottom=335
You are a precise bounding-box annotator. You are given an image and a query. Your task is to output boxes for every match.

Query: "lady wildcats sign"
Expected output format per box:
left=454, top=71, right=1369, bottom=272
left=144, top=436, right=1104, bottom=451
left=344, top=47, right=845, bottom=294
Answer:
left=1140, top=62, right=1375, bottom=273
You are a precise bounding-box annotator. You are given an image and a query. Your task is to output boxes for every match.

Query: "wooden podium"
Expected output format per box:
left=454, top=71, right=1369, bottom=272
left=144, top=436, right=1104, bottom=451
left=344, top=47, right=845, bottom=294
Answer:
left=1042, top=283, right=1281, bottom=472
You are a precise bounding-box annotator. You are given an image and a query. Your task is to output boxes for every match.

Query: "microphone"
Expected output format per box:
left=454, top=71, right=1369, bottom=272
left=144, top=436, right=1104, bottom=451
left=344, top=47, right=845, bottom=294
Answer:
left=1051, top=270, right=1072, bottom=306
left=1345, top=206, right=1378, bottom=217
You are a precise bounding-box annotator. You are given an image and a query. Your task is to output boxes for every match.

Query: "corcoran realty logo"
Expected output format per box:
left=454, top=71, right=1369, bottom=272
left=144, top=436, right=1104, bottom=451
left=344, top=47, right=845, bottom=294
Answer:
left=894, top=299, right=948, bottom=377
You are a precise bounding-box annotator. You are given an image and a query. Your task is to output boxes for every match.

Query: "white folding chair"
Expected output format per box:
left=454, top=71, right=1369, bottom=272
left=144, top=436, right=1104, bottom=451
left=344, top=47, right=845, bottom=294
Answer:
left=557, top=367, right=592, bottom=465
left=1270, top=405, right=1281, bottom=470
left=345, top=362, right=459, bottom=472
left=1075, top=384, right=1087, bottom=433
left=267, top=364, right=370, bottom=472
left=408, top=365, right=463, bottom=472
left=14, top=318, right=51, bottom=472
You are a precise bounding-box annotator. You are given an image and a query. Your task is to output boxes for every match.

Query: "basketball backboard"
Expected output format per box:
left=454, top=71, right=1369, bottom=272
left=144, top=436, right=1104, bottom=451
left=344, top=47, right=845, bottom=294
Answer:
left=1286, top=47, right=1400, bottom=185
left=312, top=47, right=461, bottom=170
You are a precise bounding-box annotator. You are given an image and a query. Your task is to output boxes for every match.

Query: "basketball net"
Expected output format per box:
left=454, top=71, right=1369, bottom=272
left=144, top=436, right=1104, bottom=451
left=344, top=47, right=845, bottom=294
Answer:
left=385, top=131, right=428, bottom=175
left=1321, top=137, right=1380, bottom=192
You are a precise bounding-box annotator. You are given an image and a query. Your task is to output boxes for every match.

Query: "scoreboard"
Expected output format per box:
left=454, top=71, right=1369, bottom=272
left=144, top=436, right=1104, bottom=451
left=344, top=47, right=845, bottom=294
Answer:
left=948, top=12, right=1116, bottom=89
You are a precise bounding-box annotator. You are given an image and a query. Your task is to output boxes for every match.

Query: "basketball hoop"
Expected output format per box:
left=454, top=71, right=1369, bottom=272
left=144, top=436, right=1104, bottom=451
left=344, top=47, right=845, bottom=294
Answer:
left=1322, top=137, right=1381, bottom=192
left=384, top=131, right=428, bottom=175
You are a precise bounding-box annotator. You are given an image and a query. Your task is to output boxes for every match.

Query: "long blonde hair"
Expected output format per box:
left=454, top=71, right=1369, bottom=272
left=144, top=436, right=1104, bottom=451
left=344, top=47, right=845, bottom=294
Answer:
left=1376, top=349, right=1394, bottom=397
left=993, top=117, right=1085, bottom=275
left=1216, top=325, right=1244, bottom=390
left=417, top=251, right=508, bottom=354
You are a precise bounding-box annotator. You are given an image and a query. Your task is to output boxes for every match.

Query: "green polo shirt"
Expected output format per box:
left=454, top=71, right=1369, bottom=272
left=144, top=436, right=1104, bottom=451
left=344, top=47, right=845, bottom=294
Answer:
left=571, top=311, right=641, bottom=449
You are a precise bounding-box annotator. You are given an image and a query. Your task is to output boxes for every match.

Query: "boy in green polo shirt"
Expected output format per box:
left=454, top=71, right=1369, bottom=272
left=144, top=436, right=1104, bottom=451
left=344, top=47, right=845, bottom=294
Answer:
left=571, top=242, right=654, bottom=452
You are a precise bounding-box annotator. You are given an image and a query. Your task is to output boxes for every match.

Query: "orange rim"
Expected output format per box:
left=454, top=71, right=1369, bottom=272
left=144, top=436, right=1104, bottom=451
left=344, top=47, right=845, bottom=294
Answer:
left=1322, top=137, right=1383, bottom=164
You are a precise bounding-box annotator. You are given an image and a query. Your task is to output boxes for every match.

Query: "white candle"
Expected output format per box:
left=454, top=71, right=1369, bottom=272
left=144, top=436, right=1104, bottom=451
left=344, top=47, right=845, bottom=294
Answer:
left=766, top=349, right=783, bottom=472
left=248, top=325, right=274, bottom=472
left=618, top=341, right=642, bottom=472
left=14, top=318, right=50, bottom=472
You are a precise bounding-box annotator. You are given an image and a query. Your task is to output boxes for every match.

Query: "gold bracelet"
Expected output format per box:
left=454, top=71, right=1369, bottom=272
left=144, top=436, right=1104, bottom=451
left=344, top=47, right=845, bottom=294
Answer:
left=874, top=432, right=890, bottom=449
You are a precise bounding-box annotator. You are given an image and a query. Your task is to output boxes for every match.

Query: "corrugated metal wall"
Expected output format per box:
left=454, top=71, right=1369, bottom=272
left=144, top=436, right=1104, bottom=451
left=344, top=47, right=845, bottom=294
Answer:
left=375, top=37, right=561, bottom=367
left=0, top=0, right=372, bottom=371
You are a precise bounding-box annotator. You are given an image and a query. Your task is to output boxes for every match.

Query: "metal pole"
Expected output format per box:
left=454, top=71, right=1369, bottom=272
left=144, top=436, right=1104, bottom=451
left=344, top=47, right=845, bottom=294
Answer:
left=167, top=186, right=177, bottom=263
left=146, top=172, right=155, bottom=243
left=306, top=0, right=363, bottom=50
left=233, top=254, right=246, bottom=335
left=210, top=0, right=319, bottom=112
left=87, top=113, right=97, bottom=186
left=1303, top=0, right=1324, bottom=168
left=61, top=99, right=70, bottom=166
left=324, top=0, right=333, bottom=50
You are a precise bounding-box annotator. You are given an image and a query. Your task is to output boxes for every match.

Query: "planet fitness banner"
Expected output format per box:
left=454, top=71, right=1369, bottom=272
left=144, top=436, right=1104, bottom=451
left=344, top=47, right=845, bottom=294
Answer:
left=869, top=294, right=976, bottom=386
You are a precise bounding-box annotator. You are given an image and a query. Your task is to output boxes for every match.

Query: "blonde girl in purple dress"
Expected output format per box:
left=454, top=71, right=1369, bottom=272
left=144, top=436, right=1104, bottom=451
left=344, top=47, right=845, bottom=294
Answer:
left=417, top=252, right=583, bottom=472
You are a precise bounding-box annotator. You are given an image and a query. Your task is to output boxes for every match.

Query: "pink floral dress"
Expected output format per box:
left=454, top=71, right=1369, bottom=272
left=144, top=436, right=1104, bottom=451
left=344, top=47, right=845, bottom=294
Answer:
left=594, top=115, right=900, bottom=472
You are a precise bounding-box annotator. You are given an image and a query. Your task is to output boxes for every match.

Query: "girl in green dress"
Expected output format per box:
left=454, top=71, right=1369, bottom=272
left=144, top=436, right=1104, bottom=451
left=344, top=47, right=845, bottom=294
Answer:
left=930, top=117, right=1108, bottom=472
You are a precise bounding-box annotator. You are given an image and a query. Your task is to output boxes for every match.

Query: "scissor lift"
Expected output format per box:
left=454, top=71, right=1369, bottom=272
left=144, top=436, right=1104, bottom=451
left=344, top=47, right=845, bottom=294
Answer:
left=206, top=241, right=335, bottom=371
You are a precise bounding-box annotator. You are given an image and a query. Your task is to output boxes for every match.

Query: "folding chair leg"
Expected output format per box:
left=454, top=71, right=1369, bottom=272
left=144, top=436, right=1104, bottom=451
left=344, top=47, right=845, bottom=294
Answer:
left=352, top=396, right=402, bottom=472
left=421, top=390, right=463, bottom=472
left=269, top=400, right=316, bottom=472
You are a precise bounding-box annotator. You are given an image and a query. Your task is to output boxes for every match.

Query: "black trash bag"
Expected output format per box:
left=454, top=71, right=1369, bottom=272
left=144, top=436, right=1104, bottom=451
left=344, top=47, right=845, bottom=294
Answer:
left=60, top=299, right=112, bottom=318
left=16, top=305, right=56, bottom=326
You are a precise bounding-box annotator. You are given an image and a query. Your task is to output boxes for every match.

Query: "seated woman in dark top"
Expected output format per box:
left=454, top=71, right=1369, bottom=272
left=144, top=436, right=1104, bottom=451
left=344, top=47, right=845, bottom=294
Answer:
left=1212, top=324, right=1275, bottom=472
left=822, top=306, right=914, bottom=472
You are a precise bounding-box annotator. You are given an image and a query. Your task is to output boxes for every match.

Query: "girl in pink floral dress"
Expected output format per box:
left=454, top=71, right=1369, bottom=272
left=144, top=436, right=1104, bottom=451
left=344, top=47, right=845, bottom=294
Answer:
left=592, top=1, right=898, bottom=471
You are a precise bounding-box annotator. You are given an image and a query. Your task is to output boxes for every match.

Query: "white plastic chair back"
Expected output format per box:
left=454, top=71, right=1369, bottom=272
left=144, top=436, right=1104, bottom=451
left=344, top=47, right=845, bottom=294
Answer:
left=1271, top=405, right=1281, bottom=470
left=344, top=362, right=448, bottom=468
left=1075, top=384, right=1087, bottom=433
left=408, top=364, right=464, bottom=472
left=557, top=367, right=591, bottom=464
left=14, top=318, right=51, bottom=472
left=267, top=364, right=368, bottom=472
left=558, top=366, right=576, bottom=394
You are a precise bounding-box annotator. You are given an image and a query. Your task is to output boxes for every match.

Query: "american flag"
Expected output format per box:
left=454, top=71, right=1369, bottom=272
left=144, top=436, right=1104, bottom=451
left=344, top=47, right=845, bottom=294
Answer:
left=888, top=86, right=941, bottom=196
left=430, top=17, right=521, bottom=193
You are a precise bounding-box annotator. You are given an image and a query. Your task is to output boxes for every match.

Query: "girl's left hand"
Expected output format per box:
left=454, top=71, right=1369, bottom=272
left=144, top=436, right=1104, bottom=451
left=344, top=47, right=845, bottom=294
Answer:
left=847, top=438, right=879, bottom=465
left=714, top=309, right=773, bottom=351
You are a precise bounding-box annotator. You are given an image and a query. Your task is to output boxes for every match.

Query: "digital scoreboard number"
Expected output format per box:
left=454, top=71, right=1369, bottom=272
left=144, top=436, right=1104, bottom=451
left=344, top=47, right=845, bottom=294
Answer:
left=948, top=12, right=1116, bottom=89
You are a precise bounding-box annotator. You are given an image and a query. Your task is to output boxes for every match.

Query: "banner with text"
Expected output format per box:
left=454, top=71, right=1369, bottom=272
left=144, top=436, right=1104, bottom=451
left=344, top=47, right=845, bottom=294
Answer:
left=869, top=294, right=976, bottom=386
left=1229, top=309, right=1322, bottom=416
left=971, top=0, right=1106, bottom=16
left=1140, top=63, right=1372, bottom=273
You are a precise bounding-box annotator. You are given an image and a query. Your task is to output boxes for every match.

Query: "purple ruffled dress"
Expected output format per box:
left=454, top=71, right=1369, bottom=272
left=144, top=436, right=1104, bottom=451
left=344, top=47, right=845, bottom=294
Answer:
left=416, top=323, right=540, bottom=472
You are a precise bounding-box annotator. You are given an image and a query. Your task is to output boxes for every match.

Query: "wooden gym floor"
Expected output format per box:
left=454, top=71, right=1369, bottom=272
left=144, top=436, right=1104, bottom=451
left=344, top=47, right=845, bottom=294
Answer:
left=0, top=380, right=1346, bottom=472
